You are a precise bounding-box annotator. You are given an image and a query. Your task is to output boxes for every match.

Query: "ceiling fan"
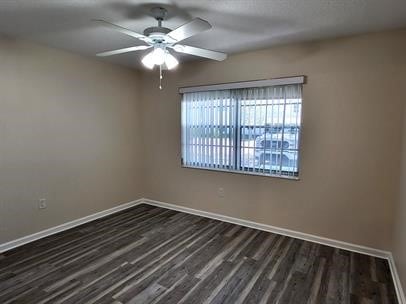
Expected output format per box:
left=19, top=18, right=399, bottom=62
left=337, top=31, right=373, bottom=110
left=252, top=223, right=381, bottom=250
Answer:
left=94, top=7, right=227, bottom=89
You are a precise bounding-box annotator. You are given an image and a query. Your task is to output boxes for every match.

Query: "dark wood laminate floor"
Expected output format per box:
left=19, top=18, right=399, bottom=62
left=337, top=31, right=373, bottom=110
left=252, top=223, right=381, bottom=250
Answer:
left=0, top=204, right=398, bottom=304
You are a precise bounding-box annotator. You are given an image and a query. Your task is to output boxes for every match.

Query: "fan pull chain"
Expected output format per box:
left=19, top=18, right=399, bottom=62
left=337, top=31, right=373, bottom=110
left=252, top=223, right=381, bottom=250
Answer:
left=159, top=64, right=163, bottom=90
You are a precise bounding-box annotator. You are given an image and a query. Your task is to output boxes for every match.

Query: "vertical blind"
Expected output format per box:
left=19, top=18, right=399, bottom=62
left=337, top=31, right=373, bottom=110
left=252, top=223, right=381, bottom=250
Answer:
left=181, top=83, right=302, bottom=178
left=181, top=90, right=236, bottom=170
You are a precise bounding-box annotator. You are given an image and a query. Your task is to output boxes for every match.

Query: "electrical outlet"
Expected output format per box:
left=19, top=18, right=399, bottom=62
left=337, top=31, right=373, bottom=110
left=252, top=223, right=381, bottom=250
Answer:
left=38, top=199, right=47, bottom=210
left=218, top=187, right=225, bottom=198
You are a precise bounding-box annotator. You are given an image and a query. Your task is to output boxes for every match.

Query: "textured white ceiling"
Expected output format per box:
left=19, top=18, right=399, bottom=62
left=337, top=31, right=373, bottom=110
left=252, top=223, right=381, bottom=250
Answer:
left=1, top=0, right=406, bottom=69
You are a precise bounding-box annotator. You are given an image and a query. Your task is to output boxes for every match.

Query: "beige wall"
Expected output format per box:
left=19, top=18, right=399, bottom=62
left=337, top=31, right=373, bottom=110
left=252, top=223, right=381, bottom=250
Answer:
left=1, top=29, right=405, bottom=257
left=0, top=37, right=143, bottom=243
left=394, top=101, right=406, bottom=289
left=141, top=29, right=406, bottom=250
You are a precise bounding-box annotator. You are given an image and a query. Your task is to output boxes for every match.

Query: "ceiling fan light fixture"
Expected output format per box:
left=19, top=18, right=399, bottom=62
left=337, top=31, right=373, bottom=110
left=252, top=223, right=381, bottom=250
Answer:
left=165, top=51, right=178, bottom=70
left=151, top=46, right=165, bottom=65
left=141, top=51, right=155, bottom=69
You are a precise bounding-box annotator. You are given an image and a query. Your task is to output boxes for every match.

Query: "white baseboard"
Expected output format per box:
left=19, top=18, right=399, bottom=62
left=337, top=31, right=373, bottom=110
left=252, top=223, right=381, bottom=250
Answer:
left=0, top=199, right=144, bottom=253
left=388, top=253, right=406, bottom=304
left=141, top=198, right=405, bottom=304
left=141, top=198, right=390, bottom=258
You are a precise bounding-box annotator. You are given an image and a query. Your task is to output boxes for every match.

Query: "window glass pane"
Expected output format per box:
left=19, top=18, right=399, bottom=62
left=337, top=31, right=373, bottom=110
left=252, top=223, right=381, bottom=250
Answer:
left=181, top=84, right=302, bottom=178
left=237, top=85, right=301, bottom=177
left=182, top=90, right=235, bottom=169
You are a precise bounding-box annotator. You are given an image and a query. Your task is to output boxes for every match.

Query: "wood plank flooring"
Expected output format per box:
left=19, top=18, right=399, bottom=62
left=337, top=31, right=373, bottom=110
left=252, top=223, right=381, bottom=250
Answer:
left=0, top=204, right=398, bottom=303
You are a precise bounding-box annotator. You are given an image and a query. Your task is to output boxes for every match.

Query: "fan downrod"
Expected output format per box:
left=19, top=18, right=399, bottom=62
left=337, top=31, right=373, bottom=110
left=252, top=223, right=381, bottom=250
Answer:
left=143, top=7, right=171, bottom=38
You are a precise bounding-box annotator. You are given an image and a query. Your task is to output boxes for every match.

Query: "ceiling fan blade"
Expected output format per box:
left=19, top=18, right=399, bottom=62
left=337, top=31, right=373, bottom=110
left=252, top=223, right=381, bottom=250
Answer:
left=172, top=45, right=227, bottom=61
left=96, top=45, right=151, bottom=57
left=167, top=18, right=212, bottom=42
left=93, top=19, right=150, bottom=43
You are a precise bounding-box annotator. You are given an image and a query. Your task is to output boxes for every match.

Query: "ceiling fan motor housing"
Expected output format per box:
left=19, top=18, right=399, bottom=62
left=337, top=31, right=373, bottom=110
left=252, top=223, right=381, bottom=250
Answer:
left=144, top=26, right=172, bottom=39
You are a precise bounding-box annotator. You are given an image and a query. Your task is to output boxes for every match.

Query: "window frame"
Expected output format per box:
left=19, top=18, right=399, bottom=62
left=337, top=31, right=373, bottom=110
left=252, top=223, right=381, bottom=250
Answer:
left=180, top=76, right=305, bottom=180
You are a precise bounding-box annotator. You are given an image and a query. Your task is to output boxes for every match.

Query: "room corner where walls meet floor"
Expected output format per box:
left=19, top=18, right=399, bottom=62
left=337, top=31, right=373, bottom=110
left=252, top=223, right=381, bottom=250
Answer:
left=0, top=197, right=405, bottom=303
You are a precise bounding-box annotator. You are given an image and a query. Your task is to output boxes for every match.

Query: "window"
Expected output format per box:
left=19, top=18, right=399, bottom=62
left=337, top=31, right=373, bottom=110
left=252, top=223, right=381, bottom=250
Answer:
left=181, top=77, right=303, bottom=179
